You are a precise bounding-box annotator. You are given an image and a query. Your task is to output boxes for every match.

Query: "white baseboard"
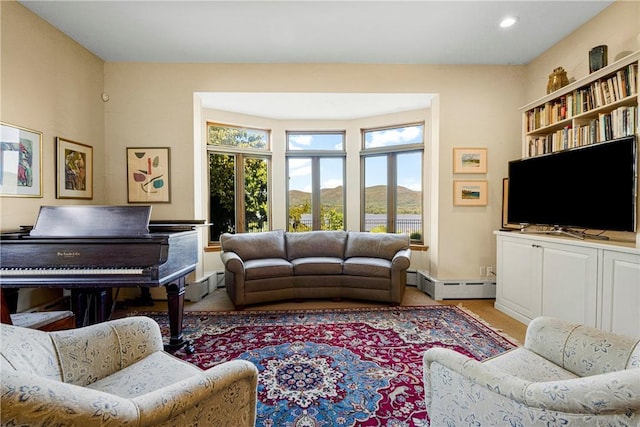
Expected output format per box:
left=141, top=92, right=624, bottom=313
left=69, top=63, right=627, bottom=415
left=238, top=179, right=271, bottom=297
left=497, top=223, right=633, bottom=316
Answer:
left=417, top=271, right=496, bottom=300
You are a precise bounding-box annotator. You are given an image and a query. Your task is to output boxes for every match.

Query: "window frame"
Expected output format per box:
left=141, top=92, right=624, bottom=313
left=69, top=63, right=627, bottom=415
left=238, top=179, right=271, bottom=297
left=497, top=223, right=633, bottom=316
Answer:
left=360, top=122, right=424, bottom=242
left=206, top=122, right=272, bottom=244
left=286, top=131, right=347, bottom=232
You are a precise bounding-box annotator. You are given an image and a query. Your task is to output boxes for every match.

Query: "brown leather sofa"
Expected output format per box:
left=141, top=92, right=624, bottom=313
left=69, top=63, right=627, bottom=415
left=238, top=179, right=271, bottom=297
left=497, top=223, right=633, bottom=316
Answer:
left=220, top=230, right=411, bottom=309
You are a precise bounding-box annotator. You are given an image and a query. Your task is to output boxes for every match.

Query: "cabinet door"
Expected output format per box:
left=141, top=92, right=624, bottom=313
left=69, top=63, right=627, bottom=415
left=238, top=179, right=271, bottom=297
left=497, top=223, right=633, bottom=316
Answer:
left=496, top=236, right=541, bottom=323
left=601, top=251, right=640, bottom=336
left=541, top=243, right=598, bottom=327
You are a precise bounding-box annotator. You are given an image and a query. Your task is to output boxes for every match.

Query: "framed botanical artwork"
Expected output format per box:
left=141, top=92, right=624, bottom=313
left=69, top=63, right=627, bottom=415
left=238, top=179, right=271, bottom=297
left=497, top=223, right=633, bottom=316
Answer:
left=0, top=122, right=42, bottom=197
left=127, top=147, right=171, bottom=203
left=56, top=137, right=93, bottom=199
left=453, top=147, right=487, bottom=174
left=453, top=180, right=488, bottom=206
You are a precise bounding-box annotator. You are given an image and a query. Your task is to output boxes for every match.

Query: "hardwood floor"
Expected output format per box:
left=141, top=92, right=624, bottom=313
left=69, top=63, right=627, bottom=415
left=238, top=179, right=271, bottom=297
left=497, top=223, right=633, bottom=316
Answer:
left=115, top=285, right=527, bottom=343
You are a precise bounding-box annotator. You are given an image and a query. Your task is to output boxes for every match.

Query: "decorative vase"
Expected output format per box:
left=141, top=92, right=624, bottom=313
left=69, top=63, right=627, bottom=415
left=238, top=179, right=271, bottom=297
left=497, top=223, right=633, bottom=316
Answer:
left=547, top=67, right=569, bottom=94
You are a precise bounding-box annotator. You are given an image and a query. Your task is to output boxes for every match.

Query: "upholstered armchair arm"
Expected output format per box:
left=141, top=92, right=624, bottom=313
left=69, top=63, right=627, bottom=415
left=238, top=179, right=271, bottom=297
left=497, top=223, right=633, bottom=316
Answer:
left=391, top=248, right=411, bottom=270
left=51, top=316, right=165, bottom=386
left=1, top=359, right=259, bottom=427
left=424, top=347, right=640, bottom=415
left=134, top=359, right=258, bottom=426
left=524, top=316, right=640, bottom=374
left=0, top=369, right=140, bottom=426
left=424, top=348, right=529, bottom=407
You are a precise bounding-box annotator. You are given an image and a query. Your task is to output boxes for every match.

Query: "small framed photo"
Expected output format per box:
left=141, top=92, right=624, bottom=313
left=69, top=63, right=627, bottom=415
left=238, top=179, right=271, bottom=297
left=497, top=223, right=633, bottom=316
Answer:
left=127, top=147, right=171, bottom=203
left=453, top=180, right=488, bottom=206
left=453, top=147, right=487, bottom=174
left=0, top=122, right=42, bottom=197
left=56, top=137, right=93, bottom=199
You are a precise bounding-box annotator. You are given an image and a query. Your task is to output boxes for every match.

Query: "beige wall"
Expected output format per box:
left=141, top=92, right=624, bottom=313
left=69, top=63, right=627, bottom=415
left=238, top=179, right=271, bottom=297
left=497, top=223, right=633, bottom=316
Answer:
left=526, top=1, right=639, bottom=102
left=0, top=1, right=106, bottom=310
left=103, top=62, right=524, bottom=278
left=1, top=0, right=638, bottom=302
left=1, top=1, right=106, bottom=227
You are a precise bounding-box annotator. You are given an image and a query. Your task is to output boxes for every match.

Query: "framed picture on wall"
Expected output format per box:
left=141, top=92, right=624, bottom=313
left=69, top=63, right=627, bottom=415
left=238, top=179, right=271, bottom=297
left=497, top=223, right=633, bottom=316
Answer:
left=127, top=147, right=171, bottom=203
left=453, top=180, right=488, bottom=206
left=0, top=122, right=43, bottom=197
left=453, top=147, right=487, bottom=174
left=56, top=137, right=93, bottom=199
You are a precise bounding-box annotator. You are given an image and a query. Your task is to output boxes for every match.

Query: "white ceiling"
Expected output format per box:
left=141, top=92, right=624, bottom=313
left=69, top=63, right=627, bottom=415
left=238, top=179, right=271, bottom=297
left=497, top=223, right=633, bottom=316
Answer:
left=18, top=0, right=614, bottom=119
left=19, top=1, right=613, bottom=65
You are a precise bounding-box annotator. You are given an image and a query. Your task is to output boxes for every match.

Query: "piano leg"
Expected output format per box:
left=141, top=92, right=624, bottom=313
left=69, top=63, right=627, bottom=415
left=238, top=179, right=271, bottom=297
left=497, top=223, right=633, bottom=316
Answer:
left=164, top=277, right=195, bottom=354
left=71, top=288, right=108, bottom=327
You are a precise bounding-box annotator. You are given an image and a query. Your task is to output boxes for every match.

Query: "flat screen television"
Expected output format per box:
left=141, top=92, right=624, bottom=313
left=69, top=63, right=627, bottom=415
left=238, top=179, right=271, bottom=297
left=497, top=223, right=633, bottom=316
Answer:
left=507, top=136, right=637, bottom=235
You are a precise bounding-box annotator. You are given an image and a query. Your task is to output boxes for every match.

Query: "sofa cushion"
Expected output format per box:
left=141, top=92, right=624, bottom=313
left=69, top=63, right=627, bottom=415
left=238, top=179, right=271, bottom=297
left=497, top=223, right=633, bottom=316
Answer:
left=221, top=230, right=286, bottom=261
left=343, top=257, right=391, bottom=278
left=345, top=232, right=409, bottom=260
left=291, top=257, right=344, bottom=275
left=244, top=258, right=293, bottom=280
left=286, top=231, right=347, bottom=260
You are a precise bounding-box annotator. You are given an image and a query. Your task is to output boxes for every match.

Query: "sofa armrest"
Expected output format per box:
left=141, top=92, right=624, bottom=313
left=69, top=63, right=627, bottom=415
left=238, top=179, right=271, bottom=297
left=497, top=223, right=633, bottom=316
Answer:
left=51, top=316, right=164, bottom=386
left=424, top=347, right=640, bottom=415
left=221, top=250, right=245, bottom=275
left=134, top=359, right=258, bottom=426
left=391, top=248, right=411, bottom=270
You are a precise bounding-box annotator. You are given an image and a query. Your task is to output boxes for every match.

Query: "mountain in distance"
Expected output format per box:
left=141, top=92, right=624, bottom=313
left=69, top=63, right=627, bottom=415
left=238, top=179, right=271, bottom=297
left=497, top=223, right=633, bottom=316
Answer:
left=288, top=185, right=421, bottom=214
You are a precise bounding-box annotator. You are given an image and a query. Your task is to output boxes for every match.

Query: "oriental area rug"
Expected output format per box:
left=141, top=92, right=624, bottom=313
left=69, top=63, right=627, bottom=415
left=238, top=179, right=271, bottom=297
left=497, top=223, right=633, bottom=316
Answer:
left=139, top=305, right=518, bottom=427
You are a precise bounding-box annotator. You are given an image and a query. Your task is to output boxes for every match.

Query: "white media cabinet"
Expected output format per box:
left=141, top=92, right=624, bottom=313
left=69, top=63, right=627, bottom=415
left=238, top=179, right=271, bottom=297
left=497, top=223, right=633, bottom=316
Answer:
left=495, top=231, right=640, bottom=337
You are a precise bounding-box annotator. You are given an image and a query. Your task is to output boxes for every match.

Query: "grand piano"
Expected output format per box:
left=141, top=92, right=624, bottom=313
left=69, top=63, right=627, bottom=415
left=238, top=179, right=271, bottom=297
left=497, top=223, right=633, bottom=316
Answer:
left=0, top=205, right=200, bottom=353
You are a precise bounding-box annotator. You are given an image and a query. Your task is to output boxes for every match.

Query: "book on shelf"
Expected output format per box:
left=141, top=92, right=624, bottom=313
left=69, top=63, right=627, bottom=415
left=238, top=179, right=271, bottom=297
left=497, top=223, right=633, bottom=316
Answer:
left=526, top=105, right=636, bottom=157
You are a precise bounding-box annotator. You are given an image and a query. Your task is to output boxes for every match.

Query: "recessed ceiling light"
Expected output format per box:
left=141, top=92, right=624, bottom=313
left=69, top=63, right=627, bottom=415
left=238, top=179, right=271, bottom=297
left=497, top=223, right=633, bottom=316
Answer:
left=500, top=16, right=519, bottom=28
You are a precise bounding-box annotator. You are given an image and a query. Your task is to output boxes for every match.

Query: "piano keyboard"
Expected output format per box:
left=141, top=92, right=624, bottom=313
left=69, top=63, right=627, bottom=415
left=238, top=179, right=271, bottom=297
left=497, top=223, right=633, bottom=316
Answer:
left=0, top=268, right=145, bottom=276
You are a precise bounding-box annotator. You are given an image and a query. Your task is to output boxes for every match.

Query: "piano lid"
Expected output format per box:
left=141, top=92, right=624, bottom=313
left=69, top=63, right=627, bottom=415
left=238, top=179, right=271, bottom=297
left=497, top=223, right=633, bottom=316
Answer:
left=29, top=205, right=152, bottom=238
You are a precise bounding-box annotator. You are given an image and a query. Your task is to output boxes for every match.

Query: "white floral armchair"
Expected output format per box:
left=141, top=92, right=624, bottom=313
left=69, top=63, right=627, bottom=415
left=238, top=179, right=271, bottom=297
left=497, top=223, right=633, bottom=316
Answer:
left=423, top=316, right=640, bottom=427
left=1, top=316, right=258, bottom=426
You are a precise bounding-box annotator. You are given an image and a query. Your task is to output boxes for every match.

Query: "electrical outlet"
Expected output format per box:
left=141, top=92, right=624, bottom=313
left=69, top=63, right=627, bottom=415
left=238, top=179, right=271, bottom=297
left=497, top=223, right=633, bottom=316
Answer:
left=479, top=266, right=486, bottom=277
left=487, top=267, right=494, bottom=277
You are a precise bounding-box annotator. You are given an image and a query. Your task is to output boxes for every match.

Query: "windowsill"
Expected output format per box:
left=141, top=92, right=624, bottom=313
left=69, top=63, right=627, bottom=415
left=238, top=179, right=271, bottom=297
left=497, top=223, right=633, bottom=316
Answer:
left=206, top=243, right=429, bottom=252
left=205, top=244, right=222, bottom=253
left=410, top=244, right=429, bottom=251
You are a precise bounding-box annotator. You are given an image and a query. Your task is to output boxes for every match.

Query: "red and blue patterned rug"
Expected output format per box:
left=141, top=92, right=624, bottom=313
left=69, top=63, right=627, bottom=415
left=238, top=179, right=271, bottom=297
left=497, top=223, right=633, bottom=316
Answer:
left=143, top=305, right=518, bottom=426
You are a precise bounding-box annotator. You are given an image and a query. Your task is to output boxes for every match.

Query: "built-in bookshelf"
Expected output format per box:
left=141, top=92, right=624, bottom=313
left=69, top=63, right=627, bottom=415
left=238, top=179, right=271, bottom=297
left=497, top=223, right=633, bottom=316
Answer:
left=521, top=51, right=639, bottom=157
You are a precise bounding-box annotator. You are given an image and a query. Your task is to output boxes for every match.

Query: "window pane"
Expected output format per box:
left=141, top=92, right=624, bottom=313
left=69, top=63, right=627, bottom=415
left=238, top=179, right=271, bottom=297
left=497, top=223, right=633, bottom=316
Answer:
left=364, top=124, right=424, bottom=149
left=364, top=156, right=387, bottom=232
left=397, top=152, right=422, bottom=241
left=288, top=132, right=344, bottom=151
left=208, top=124, right=268, bottom=150
left=244, top=157, right=269, bottom=233
left=288, top=158, right=312, bottom=231
left=320, top=158, right=344, bottom=230
left=209, top=153, right=236, bottom=241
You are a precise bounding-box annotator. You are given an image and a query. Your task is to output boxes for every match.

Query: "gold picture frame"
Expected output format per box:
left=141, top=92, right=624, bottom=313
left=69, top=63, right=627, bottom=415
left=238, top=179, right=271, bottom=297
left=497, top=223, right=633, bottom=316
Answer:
left=453, top=147, right=487, bottom=174
left=56, top=137, right=93, bottom=199
left=453, top=180, right=488, bottom=206
left=0, top=122, right=42, bottom=197
left=127, top=147, right=171, bottom=203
